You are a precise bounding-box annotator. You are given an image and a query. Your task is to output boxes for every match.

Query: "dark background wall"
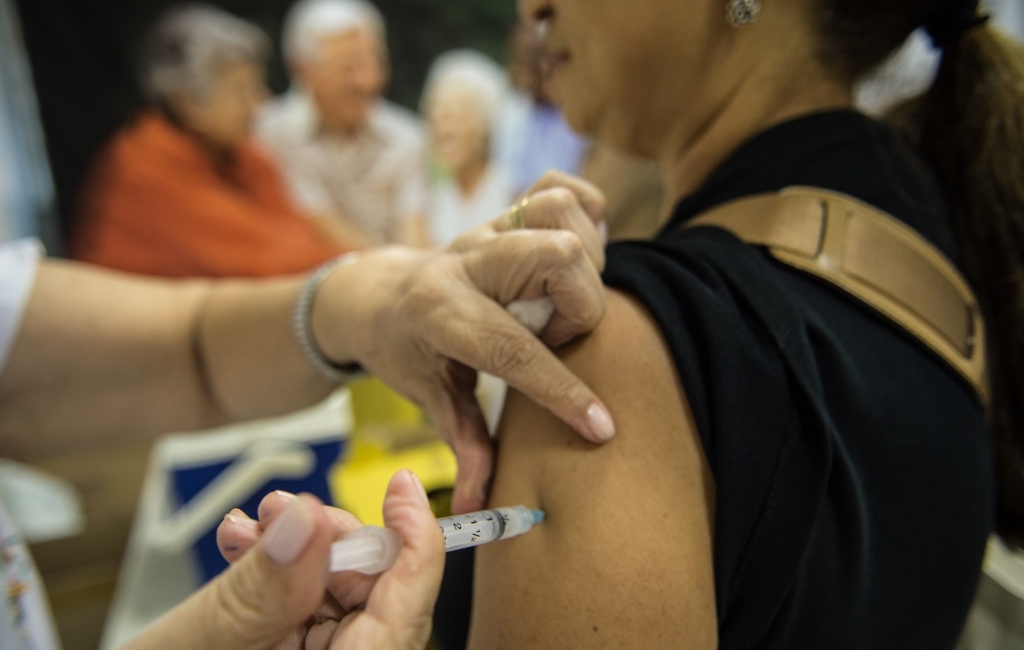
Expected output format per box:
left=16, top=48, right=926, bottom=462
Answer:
left=15, top=0, right=517, bottom=248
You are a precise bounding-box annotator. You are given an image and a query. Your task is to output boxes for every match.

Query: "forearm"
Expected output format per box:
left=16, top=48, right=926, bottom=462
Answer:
left=0, top=261, right=334, bottom=460
left=308, top=212, right=375, bottom=251
left=196, top=276, right=336, bottom=425
left=397, top=215, right=434, bottom=249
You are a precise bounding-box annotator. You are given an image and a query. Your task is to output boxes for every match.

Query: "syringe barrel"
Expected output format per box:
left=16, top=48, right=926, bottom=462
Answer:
left=330, top=505, right=543, bottom=574
left=438, top=506, right=538, bottom=552
left=491, top=506, right=539, bottom=540
left=329, top=525, right=401, bottom=574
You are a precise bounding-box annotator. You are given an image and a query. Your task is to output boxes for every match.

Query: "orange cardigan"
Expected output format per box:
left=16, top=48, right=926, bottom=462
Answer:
left=72, top=112, right=342, bottom=278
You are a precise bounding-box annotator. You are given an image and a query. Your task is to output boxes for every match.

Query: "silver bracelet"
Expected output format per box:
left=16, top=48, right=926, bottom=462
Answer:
left=292, top=253, right=365, bottom=384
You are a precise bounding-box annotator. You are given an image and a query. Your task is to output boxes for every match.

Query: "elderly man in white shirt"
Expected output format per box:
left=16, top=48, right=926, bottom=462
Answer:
left=258, top=0, right=429, bottom=249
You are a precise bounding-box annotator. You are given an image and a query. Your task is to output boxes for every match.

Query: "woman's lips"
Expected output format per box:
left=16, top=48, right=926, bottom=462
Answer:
left=543, top=50, right=571, bottom=82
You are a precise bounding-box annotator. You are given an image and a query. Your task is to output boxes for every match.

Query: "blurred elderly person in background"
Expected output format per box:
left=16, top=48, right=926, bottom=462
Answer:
left=422, top=50, right=515, bottom=248
left=495, top=20, right=588, bottom=195
left=71, top=5, right=346, bottom=278
left=258, top=0, right=429, bottom=249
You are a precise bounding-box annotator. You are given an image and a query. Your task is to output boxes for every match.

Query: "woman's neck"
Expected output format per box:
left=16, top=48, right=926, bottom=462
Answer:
left=455, top=154, right=489, bottom=199
left=656, top=61, right=853, bottom=222
left=157, top=107, right=238, bottom=163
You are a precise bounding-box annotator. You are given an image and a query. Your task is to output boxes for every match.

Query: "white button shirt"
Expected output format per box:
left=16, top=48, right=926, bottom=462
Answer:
left=257, top=91, right=428, bottom=246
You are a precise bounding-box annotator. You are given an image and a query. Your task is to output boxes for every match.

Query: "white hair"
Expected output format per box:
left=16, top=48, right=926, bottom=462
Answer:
left=141, top=5, right=269, bottom=104
left=283, top=0, right=386, bottom=66
left=422, top=50, right=509, bottom=131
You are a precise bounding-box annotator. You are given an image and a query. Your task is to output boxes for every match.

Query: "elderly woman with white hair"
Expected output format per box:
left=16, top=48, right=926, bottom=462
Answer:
left=72, top=5, right=354, bottom=277
left=422, top=50, right=515, bottom=248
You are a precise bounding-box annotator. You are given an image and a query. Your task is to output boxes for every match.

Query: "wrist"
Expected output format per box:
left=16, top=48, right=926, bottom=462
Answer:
left=309, top=258, right=362, bottom=367
left=310, top=247, right=429, bottom=370
left=294, top=254, right=363, bottom=383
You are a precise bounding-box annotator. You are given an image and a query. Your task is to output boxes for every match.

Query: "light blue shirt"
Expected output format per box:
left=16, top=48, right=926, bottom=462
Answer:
left=496, top=94, right=589, bottom=195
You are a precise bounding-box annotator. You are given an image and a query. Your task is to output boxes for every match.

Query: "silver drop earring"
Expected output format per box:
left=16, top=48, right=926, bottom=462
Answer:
left=727, top=0, right=761, bottom=27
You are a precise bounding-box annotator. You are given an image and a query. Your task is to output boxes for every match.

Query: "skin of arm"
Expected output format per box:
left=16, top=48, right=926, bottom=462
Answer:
left=308, top=210, right=377, bottom=251
left=0, top=260, right=333, bottom=461
left=397, top=214, right=434, bottom=249
left=469, top=290, right=717, bottom=650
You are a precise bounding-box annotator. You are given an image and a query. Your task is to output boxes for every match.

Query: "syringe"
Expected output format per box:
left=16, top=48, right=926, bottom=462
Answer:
left=330, top=506, right=544, bottom=574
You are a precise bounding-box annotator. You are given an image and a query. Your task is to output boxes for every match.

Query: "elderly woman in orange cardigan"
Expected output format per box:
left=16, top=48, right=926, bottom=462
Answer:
left=72, top=6, right=366, bottom=278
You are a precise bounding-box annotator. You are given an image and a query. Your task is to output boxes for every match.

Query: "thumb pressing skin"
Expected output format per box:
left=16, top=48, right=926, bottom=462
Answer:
left=122, top=494, right=335, bottom=650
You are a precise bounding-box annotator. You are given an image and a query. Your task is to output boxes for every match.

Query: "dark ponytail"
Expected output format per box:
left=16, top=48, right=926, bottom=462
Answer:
left=819, top=1, right=1024, bottom=547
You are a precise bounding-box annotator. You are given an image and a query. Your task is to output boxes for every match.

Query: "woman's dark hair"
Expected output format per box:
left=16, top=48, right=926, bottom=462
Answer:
left=817, top=0, right=1024, bottom=547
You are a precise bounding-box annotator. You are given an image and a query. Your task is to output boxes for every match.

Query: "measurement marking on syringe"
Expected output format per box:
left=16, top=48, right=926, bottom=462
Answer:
left=333, top=506, right=542, bottom=574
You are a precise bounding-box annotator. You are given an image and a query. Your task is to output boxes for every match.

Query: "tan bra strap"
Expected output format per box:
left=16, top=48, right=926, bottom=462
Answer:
left=685, top=186, right=989, bottom=406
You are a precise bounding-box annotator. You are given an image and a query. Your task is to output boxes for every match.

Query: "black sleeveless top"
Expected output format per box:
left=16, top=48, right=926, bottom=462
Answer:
left=602, top=110, right=992, bottom=649
left=432, top=111, right=993, bottom=650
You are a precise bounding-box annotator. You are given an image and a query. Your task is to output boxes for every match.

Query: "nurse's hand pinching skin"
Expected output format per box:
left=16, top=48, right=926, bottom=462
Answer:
left=311, top=173, right=616, bottom=513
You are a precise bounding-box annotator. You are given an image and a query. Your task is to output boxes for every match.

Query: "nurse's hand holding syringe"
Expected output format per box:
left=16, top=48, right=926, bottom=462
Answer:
left=209, top=472, right=448, bottom=650
left=214, top=474, right=546, bottom=648
left=134, top=471, right=444, bottom=650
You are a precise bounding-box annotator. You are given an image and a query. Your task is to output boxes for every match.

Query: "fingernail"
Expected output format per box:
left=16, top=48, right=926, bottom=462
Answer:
left=597, top=221, right=609, bottom=246
left=585, top=403, right=616, bottom=442
left=224, top=510, right=260, bottom=530
left=407, top=470, right=431, bottom=509
left=264, top=498, right=316, bottom=566
left=274, top=490, right=296, bottom=501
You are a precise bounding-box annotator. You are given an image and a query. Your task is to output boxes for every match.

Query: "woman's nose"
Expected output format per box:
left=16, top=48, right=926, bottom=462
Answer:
left=519, top=0, right=554, bottom=24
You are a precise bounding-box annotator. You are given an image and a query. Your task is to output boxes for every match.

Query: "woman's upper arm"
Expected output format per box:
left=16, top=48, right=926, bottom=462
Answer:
left=469, top=289, right=717, bottom=650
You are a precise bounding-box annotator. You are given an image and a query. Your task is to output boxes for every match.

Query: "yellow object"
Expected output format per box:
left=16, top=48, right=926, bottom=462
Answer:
left=349, top=377, right=424, bottom=430
left=331, top=437, right=457, bottom=526
left=332, top=377, right=457, bottom=525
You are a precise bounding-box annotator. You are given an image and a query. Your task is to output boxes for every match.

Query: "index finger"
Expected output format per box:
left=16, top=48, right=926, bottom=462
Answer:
left=492, top=188, right=605, bottom=272
left=434, top=292, right=615, bottom=443
left=527, top=170, right=608, bottom=226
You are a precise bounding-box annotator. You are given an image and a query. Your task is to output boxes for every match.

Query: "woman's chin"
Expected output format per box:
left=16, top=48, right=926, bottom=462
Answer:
left=558, top=98, right=600, bottom=141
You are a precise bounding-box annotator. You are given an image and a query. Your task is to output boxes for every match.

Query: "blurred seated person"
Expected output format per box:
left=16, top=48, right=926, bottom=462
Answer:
left=258, top=0, right=429, bottom=248
left=71, top=6, right=346, bottom=278
left=423, top=51, right=515, bottom=248
left=495, top=20, right=588, bottom=195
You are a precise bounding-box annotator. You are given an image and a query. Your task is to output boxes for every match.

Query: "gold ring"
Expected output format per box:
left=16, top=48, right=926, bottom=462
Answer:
left=507, top=196, right=530, bottom=231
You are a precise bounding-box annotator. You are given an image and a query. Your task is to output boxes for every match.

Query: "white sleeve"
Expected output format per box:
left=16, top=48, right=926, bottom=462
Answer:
left=0, top=239, right=43, bottom=376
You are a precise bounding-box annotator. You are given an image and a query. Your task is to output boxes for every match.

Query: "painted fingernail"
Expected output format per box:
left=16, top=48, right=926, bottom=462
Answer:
left=264, top=498, right=316, bottom=566
left=586, top=403, right=616, bottom=442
